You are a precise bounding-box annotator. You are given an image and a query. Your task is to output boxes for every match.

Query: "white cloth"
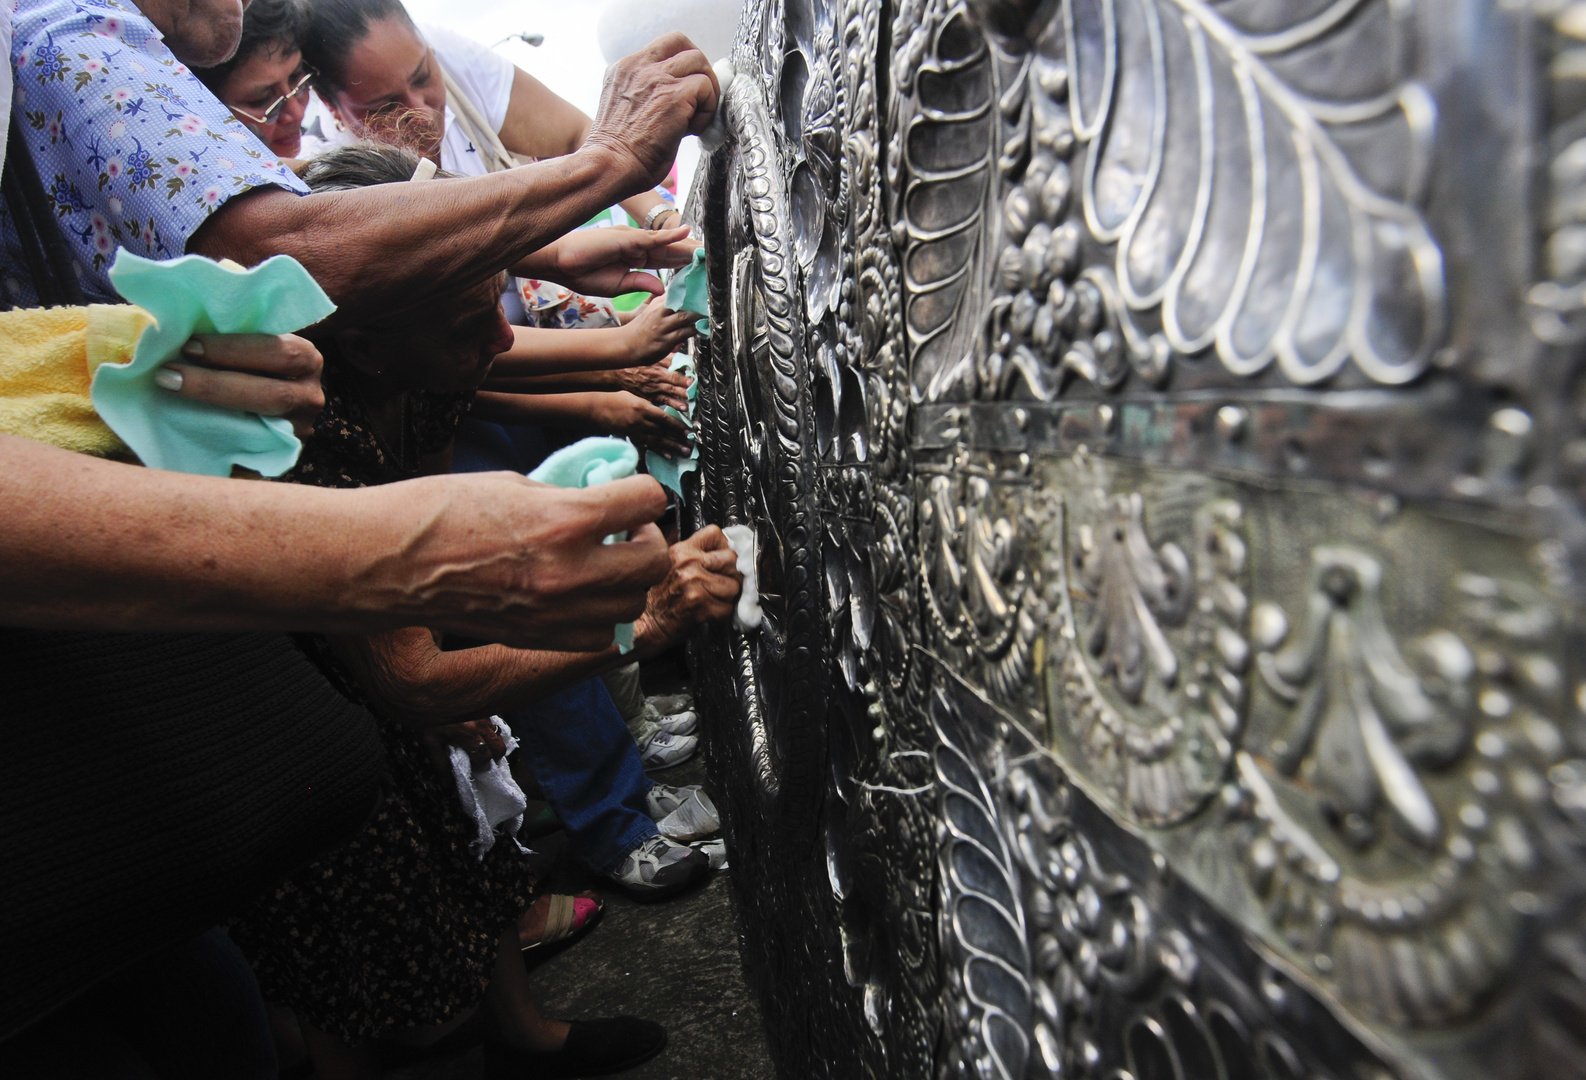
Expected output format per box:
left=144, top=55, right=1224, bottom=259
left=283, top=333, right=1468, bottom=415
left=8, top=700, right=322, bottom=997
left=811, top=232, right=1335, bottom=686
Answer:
left=295, top=24, right=514, bottom=176
left=723, top=524, right=763, bottom=631
left=448, top=716, right=530, bottom=859
left=422, top=22, right=514, bottom=177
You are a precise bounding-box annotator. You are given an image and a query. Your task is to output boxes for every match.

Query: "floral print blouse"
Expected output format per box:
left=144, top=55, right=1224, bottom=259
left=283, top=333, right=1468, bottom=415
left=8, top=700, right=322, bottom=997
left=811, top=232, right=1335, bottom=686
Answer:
left=2, top=0, right=308, bottom=305
left=517, top=278, right=621, bottom=330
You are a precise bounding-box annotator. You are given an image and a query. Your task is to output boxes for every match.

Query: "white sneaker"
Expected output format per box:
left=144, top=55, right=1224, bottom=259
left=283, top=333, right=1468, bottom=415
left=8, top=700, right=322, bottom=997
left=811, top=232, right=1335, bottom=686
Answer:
left=638, top=728, right=698, bottom=770
left=654, top=709, right=698, bottom=736
left=640, top=701, right=698, bottom=736
left=608, top=834, right=710, bottom=898
left=646, top=783, right=720, bottom=842
left=646, top=692, right=695, bottom=716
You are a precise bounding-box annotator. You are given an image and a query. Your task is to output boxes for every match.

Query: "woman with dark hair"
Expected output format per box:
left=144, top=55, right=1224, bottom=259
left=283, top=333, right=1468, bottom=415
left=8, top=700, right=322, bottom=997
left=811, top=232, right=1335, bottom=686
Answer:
left=193, top=0, right=315, bottom=158
left=229, top=142, right=740, bottom=1080
left=299, top=0, right=675, bottom=228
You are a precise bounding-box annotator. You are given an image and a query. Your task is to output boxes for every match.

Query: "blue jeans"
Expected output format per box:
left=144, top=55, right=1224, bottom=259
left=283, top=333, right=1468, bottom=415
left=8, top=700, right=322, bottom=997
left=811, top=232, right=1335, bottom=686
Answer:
left=507, top=680, right=658, bottom=873
left=453, top=419, right=658, bottom=872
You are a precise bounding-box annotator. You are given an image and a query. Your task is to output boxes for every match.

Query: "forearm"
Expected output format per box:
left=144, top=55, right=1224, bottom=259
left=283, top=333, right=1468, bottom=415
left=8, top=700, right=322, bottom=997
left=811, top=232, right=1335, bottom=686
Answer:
left=0, top=434, right=399, bottom=633
left=488, top=325, right=634, bottom=378
left=344, top=636, right=624, bottom=723
left=333, top=616, right=674, bottom=724
left=620, top=189, right=675, bottom=227
left=470, top=391, right=609, bottom=428
left=481, top=370, right=620, bottom=395
left=187, top=149, right=633, bottom=323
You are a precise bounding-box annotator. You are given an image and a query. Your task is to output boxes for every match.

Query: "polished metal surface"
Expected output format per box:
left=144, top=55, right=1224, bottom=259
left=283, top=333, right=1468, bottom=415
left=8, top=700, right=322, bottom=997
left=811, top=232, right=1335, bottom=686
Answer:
left=686, top=2, right=1586, bottom=1077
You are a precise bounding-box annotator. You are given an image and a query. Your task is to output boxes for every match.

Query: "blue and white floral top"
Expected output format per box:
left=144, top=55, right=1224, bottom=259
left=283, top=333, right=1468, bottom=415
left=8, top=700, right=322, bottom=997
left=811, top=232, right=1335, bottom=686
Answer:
left=2, top=0, right=308, bottom=305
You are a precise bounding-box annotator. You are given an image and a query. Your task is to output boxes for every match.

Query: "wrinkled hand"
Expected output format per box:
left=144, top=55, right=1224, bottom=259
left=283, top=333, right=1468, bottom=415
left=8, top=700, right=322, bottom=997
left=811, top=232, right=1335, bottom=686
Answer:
left=621, top=297, right=697, bottom=368
left=634, top=525, right=743, bottom=654
left=586, top=33, right=721, bottom=190
left=589, top=390, right=693, bottom=458
left=424, top=718, right=508, bottom=770
left=613, top=360, right=692, bottom=412
left=536, top=225, right=697, bottom=298
left=361, top=472, right=671, bottom=650
left=155, top=333, right=325, bottom=439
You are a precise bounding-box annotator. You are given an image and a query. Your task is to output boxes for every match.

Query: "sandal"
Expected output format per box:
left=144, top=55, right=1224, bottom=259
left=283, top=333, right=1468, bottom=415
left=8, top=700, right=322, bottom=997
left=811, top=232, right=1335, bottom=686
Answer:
left=483, top=1016, right=667, bottom=1079
left=519, top=892, right=603, bottom=952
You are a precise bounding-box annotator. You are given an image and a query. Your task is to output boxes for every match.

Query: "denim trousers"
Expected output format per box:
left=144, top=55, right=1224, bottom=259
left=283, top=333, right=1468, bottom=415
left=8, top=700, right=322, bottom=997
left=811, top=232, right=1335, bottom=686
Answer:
left=452, top=418, right=658, bottom=872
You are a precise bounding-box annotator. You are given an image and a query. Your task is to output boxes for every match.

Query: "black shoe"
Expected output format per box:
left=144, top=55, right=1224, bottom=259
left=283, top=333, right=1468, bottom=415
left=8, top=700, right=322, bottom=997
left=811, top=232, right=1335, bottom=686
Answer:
left=483, top=1016, right=667, bottom=1078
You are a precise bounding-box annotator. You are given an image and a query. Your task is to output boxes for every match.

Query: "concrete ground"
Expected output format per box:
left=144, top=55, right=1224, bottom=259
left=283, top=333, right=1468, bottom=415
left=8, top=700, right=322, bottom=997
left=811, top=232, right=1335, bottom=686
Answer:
left=379, top=666, right=777, bottom=1080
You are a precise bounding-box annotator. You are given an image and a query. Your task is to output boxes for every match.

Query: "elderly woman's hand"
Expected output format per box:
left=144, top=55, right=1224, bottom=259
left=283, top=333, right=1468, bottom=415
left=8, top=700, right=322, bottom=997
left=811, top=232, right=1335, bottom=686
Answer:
left=153, top=332, right=325, bottom=439
left=362, top=471, right=672, bottom=650
left=585, top=33, right=721, bottom=189
left=612, top=361, right=693, bottom=412
left=421, top=718, right=508, bottom=771
left=632, top=525, right=743, bottom=654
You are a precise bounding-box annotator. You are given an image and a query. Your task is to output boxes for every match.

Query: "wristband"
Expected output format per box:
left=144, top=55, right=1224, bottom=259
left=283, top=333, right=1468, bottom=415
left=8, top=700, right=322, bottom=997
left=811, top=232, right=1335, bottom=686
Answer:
left=645, top=204, right=682, bottom=230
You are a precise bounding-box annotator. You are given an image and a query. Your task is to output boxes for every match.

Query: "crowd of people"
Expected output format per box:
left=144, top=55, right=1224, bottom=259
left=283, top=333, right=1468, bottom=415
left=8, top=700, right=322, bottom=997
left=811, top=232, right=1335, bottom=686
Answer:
left=0, top=0, right=743, bottom=1074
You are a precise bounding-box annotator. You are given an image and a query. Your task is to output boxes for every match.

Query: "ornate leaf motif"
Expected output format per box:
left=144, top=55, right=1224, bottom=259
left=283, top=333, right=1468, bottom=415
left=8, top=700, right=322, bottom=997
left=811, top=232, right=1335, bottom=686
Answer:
left=1254, top=547, right=1468, bottom=848
left=933, top=689, right=1034, bottom=1080
left=1074, top=491, right=1192, bottom=703
left=1048, top=455, right=1250, bottom=825
left=1061, top=0, right=1446, bottom=385
left=894, top=1, right=1002, bottom=400
left=1235, top=558, right=1575, bottom=1028
left=919, top=471, right=1045, bottom=703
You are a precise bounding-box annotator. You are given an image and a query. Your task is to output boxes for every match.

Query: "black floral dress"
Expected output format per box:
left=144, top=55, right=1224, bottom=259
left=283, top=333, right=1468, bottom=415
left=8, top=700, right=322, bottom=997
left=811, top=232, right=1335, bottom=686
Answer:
left=229, top=368, right=539, bottom=1044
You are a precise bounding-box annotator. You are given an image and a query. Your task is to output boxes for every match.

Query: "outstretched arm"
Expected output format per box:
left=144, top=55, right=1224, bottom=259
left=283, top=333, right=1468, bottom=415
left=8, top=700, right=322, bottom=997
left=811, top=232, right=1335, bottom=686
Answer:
left=0, top=434, right=672, bottom=650
left=471, top=390, right=694, bottom=457
left=487, top=300, right=697, bottom=378
left=328, top=526, right=742, bottom=724
left=188, top=35, right=719, bottom=323
left=497, top=66, right=679, bottom=228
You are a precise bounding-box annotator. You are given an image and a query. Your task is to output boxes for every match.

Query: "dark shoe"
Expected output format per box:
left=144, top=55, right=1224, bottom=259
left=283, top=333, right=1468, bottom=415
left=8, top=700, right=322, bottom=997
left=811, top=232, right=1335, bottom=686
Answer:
left=483, top=1016, right=667, bottom=1078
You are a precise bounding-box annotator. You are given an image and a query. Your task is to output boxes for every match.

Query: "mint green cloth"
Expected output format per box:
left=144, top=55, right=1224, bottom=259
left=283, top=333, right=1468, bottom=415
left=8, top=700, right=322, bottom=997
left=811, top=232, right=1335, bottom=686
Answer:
left=528, top=436, right=641, bottom=652
left=94, top=250, right=336, bottom=477
left=664, top=246, right=710, bottom=338
left=645, top=353, right=699, bottom=495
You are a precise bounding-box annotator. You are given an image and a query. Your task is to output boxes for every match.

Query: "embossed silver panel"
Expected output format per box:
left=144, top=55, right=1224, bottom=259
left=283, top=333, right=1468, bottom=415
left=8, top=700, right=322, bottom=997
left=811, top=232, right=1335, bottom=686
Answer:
left=687, top=2, right=1586, bottom=1078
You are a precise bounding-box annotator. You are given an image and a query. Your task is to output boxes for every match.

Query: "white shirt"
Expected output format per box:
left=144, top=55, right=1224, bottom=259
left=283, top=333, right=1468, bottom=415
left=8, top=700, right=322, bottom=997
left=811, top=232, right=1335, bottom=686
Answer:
left=297, top=22, right=515, bottom=177
left=422, top=22, right=514, bottom=177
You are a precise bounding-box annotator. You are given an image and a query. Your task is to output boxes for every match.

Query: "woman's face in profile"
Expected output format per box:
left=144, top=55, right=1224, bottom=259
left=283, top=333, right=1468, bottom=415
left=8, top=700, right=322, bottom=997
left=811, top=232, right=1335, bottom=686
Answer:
left=378, top=278, right=515, bottom=393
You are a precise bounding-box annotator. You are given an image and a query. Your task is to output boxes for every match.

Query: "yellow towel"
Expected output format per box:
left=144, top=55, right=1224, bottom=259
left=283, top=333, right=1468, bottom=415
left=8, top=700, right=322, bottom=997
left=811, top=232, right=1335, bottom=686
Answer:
left=0, top=305, right=154, bottom=458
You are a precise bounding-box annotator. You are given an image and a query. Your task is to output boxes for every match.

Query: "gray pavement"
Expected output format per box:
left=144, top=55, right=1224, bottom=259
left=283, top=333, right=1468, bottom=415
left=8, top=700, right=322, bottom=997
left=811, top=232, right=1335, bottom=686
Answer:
left=384, top=724, right=776, bottom=1080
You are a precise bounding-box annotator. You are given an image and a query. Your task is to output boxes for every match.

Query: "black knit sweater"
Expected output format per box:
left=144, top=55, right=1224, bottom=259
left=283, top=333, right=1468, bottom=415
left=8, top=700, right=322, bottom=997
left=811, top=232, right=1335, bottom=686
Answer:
left=0, top=628, right=382, bottom=1040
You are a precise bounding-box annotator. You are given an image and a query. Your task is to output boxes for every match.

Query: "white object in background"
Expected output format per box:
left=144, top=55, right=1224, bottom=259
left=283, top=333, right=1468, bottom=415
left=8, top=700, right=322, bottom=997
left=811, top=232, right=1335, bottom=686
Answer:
left=596, top=0, right=745, bottom=64
left=723, top=524, right=763, bottom=632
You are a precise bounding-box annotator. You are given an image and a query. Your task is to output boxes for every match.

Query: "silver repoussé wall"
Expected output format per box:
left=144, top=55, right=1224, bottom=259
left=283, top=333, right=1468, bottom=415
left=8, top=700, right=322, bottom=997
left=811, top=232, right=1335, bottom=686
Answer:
left=682, top=1, right=1586, bottom=1077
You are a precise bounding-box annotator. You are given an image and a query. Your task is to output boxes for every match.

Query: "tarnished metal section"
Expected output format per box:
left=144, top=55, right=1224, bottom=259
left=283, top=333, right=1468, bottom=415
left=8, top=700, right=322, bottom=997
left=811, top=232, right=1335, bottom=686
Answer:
left=690, top=1, right=1586, bottom=1078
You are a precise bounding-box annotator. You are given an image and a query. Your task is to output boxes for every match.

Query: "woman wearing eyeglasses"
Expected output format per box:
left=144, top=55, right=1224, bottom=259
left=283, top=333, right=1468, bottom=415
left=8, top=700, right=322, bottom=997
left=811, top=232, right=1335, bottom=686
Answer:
left=193, top=0, right=316, bottom=159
